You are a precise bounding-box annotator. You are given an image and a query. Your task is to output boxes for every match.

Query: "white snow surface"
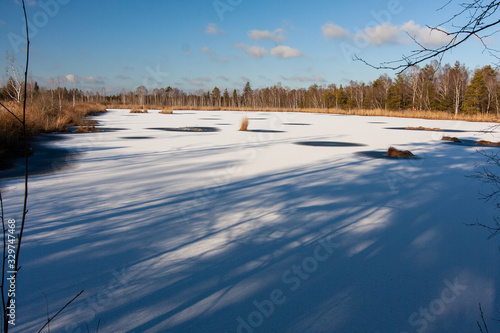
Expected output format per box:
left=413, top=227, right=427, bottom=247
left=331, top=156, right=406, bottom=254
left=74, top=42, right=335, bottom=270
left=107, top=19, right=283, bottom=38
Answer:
left=1, top=109, right=500, bottom=332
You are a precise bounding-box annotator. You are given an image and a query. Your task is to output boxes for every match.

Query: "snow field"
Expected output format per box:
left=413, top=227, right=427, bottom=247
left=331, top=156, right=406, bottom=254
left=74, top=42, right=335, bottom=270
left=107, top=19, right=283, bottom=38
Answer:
left=1, top=109, right=499, bottom=332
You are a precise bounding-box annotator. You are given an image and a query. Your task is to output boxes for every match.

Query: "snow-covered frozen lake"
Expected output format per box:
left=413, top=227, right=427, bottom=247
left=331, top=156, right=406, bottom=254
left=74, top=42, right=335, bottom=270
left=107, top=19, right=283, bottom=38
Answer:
left=2, top=109, right=500, bottom=332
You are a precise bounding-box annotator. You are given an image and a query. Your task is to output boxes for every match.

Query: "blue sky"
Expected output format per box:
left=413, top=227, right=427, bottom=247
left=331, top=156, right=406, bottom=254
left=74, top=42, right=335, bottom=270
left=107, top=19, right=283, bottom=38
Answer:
left=0, top=0, right=498, bottom=94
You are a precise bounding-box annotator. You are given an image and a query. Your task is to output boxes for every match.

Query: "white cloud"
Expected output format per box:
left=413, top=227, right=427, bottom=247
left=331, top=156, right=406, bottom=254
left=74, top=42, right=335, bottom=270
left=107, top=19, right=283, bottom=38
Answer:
left=270, top=45, right=303, bottom=58
left=401, top=20, right=452, bottom=46
left=234, top=43, right=268, bottom=58
left=322, top=20, right=452, bottom=47
left=358, top=23, right=401, bottom=45
left=201, top=46, right=214, bottom=55
left=218, top=76, right=230, bottom=81
left=322, top=22, right=351, bottom=39
left=248, top=28, right=286, bottom=43
left=65, top=74, right=77, bottom=83
left=62, top=74, right=104, bottom=85
left=205, top=23, right=225, bottom=35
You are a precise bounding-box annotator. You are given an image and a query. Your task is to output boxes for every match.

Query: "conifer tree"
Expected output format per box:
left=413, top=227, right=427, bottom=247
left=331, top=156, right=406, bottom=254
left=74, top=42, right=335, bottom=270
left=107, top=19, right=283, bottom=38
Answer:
left=464, top=68, right=488, bottom=114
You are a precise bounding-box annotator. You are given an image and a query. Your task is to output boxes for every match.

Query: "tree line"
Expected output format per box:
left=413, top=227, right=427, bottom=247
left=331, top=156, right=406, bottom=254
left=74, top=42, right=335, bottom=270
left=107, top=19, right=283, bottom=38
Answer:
left=2, top=60, right=499, bottom=116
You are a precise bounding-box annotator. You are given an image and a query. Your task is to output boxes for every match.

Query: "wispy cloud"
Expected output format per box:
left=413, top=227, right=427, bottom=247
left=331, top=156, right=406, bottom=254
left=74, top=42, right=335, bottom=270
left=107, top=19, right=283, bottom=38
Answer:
left=248, top=28, right=286, bottom=43
left=201, top=46, right=214, bottom=55
left=184, top=77, right=212, bottom=86
left=15, top=0, right=36, bottom=6
left=281, top=75, right=326, bottom=82
left=218, top=75, right=230, bottom=81
left=213, top=57, right=229, bottom=63
left=116, top=74, right=131, bottom=80
left=205, top=23, right=225, bottom=35
left=81, top=76, right=105, bottom=85
left=271, top=45, right=303, bottom=58
left=234, top=43, right=268, bottom=58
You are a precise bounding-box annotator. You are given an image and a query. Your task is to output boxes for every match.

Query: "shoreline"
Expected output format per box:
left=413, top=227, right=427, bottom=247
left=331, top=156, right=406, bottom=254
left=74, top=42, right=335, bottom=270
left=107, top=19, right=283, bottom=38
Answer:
left=107, top=105, right=500, bottom=123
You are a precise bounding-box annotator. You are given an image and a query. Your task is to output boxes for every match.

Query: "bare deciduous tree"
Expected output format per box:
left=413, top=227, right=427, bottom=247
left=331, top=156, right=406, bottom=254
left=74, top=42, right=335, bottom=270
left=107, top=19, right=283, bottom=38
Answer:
left=4, top=54, right=23, bottom=104
left=356, top=0, right=500, bottom=72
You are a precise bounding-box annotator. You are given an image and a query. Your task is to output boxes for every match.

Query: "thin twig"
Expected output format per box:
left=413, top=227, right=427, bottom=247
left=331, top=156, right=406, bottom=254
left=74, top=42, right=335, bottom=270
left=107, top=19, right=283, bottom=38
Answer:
left=4, top=1, right=29, bottom=331
left=0, top=193, right=5, bottom=330
left=0, top=102, right=22, bottom=125
left=37, top=290, right=84, bottom=333
left=477, top=303, right=490, bottom=333
left=356, top=0, right=500, bottom=72
left=39, top=289, right=51, bottom=333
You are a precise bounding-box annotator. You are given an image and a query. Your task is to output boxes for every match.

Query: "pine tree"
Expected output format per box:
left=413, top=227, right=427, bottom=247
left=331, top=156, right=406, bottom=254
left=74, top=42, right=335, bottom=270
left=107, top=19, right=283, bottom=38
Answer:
left=212, top=86, right=221, bottom=107
left=387, top=73, right=410, bottom=110
left=232, top=89, right=239, bottom=107
left=463, top=68, right=488, bottom=114
left=223, top=88, right=230, bottom=107
left=243, top=82, right=252, bottom=107
left=335, top=85, right=347, bottom=109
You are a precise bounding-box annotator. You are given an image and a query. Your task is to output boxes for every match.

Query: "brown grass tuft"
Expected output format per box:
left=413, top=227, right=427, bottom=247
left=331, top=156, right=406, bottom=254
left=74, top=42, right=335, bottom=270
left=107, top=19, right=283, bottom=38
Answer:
left=130, top=107, right=148, bottom=114
left=406, top=126, right=442, bottom=131
left=160, top=108, right=173, bottom=114
left=239, top=116, right=249, bottom=131
left=387, top=146, right=414, bottom=157
left=0, top=100, right=106, bottom=168
left=75, top=124, right=99, bottom=133
left=442, top=136, right=462, bottom=143
left=477, top=140, right=500, bottom=146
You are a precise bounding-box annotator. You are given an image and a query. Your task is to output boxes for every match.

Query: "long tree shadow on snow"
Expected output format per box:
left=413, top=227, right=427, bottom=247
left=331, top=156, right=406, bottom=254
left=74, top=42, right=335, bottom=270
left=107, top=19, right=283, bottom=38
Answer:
left=17, top=141, right=500, bottom=332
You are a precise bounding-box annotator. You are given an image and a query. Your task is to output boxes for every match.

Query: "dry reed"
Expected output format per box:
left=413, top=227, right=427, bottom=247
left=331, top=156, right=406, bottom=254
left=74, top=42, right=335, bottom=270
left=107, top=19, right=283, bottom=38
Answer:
left=0, top=100, right=106, bottom=167
left=239, top=116, right=249, bottom=131
left=387, top=146, right=414, bottom=157
left=128, top=106, right=500, bottom=123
